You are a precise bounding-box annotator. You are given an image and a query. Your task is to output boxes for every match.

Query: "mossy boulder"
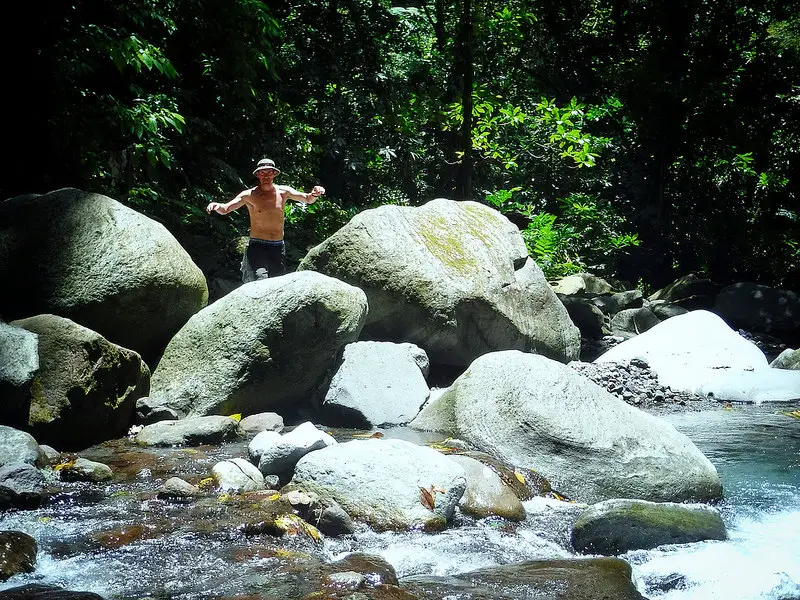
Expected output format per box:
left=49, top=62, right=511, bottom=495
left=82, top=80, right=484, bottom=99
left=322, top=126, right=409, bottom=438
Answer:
left=299, top=198, right=579, bottom=366
left=0, top=188, right=208, bottom=363
left=571, top=498, right=727, bottom=555
left=148, top=271, right=367, bottom=417
left=403, top=557, right=646, bottom=599
left=771, top=348, right=800, bottom=370
left=10, top=314, right=150, bottom=449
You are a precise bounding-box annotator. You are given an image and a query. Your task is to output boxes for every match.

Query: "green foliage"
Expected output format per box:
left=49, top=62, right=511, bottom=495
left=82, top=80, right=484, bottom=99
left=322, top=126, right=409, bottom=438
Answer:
left=486, top=188, right=639, bottom=279
left=7, top=0, right=800, bottom=291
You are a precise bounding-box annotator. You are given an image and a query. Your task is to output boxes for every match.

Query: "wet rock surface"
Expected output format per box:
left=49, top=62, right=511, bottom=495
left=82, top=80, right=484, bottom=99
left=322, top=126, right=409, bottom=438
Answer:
left=0, top=584, right=105, bottom=599
left=402, top=557, right=646, bottom=600
left=0, top=531, right=37, bottom=582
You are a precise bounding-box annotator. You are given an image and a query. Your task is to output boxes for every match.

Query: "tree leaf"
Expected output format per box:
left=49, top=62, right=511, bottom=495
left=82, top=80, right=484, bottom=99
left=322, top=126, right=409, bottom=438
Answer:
left=419, top=486, right=435, bottom=510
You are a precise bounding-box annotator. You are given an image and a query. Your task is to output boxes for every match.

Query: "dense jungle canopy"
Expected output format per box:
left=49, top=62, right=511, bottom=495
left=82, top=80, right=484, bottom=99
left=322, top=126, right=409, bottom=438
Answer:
left=7, top=0, right=800, bottom=291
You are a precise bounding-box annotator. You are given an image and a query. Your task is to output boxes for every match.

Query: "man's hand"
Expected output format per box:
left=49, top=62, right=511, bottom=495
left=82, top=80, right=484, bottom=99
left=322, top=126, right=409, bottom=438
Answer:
left=206, top=202, right=226, bottom=215
left=309, top=185, right=325, bottom=199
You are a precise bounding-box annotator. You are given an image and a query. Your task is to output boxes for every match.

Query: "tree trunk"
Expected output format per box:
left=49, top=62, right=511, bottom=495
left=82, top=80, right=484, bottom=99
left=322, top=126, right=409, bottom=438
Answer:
left=454, top=0, right=473, bottom=200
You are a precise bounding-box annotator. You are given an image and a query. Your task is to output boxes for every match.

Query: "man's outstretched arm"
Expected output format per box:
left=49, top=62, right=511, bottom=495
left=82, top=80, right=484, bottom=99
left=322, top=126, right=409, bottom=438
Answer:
left=206, top=191, right=249, bottom=215
left=280, top=185, right=326, bottom=204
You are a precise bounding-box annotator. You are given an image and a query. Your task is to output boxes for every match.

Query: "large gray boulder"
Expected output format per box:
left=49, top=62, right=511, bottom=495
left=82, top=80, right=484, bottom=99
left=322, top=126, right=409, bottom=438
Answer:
left=0, top=323, right=39, bottom=429
left=0, top=188, right=208, bottom=362
left=322, top=341, right=430, bottom=426
left=9, top=314, right=150, bottom=449
left=148, top=271, right=367, bottom=417
left=411, top=350, right=722, bottom=504
left=571, top=499, right=727, bottom=555
left=597, top=310, right=800, bottom=402
left=289, top=438, right=467, bottom=531
left=298, top=199, right=579, bottom=366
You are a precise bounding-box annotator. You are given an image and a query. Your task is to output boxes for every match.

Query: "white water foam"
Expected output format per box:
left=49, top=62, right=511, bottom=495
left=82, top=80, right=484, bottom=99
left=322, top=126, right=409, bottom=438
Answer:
left=630, top=508, right=800, bottom=599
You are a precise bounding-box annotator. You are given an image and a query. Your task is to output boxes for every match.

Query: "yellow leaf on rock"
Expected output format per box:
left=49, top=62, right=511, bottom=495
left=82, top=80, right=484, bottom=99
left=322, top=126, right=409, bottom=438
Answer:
left=198, top=477, right=215, bottom=489
left=514, top=470, right=526, bottom=484
left=427, top=443, right=460, bottom=453
left=53, top=459, right=75, bottom=472
left=229, top=413, right=242, bottom=422
left=551, top=491, right=573, bottom=502
left=274, top=513, right=322, bottom=542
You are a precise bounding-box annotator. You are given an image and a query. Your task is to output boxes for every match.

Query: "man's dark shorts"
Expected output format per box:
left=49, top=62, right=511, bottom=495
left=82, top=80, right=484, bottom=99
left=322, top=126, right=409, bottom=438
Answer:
left=241, top=238, right=286, bottom=282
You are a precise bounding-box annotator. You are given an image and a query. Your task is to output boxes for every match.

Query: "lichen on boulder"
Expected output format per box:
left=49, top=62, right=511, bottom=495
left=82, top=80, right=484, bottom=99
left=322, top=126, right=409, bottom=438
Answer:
left=299, top=198, right=579, bottom=366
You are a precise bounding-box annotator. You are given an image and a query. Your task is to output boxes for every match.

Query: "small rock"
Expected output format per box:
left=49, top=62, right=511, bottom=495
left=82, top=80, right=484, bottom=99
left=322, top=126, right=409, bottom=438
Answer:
left=212, top=458, right=265, bottom=493
left=38, top=445, right=61, bottom=466
left=311, top=502, right=356, bottom=537
left=330, top=553, right=399, bottom=586
left=256, top=422, right=337, bottom=476
left=239, top=412, right=284, bottom=434
left=326, top=571, right=366, bottom=591
left=59, top=458, right=113, bottom=483
left=157, top=477, right=201, bottom=501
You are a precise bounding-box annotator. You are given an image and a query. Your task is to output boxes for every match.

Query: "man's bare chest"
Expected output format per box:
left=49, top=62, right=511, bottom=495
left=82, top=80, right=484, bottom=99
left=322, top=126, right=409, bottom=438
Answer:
left=248, top=189, right=286, bottom=212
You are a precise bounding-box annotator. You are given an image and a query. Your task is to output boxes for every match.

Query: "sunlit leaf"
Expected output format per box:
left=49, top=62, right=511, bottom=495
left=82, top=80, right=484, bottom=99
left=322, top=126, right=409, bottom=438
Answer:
left=419, top=486, right=435, bottom=510
left=274, top=514, right=322, bottom=542
left=53, top=459, right=76, bottom=472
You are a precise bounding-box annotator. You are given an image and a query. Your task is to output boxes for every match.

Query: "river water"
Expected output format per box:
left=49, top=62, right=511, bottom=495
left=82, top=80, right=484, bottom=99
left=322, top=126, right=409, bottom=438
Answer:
left=1, top=403, right=798, bottom=599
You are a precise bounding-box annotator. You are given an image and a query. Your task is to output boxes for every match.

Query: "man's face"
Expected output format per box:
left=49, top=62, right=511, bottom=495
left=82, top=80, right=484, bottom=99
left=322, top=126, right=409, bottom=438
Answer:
left=256, top=169, right=278, bottom=183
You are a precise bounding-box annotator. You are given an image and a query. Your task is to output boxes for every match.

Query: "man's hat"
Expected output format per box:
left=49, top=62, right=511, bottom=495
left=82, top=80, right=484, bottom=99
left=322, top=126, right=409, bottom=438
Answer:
left=253, top=158, right=281, bottom=175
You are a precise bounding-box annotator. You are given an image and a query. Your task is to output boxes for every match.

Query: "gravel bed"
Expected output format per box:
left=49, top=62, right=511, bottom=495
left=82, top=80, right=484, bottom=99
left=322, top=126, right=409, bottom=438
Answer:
left=568, top=358, right=724, bottom=414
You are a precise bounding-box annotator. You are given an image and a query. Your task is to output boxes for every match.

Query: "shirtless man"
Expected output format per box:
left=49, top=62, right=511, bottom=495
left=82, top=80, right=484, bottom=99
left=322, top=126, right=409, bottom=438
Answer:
left=206, top=158, right=325, bottom=281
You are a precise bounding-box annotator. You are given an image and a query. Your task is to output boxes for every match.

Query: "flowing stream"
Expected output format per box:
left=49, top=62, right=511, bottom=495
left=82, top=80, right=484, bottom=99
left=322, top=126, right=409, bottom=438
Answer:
left=1, top=403, right=798, bottom=599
